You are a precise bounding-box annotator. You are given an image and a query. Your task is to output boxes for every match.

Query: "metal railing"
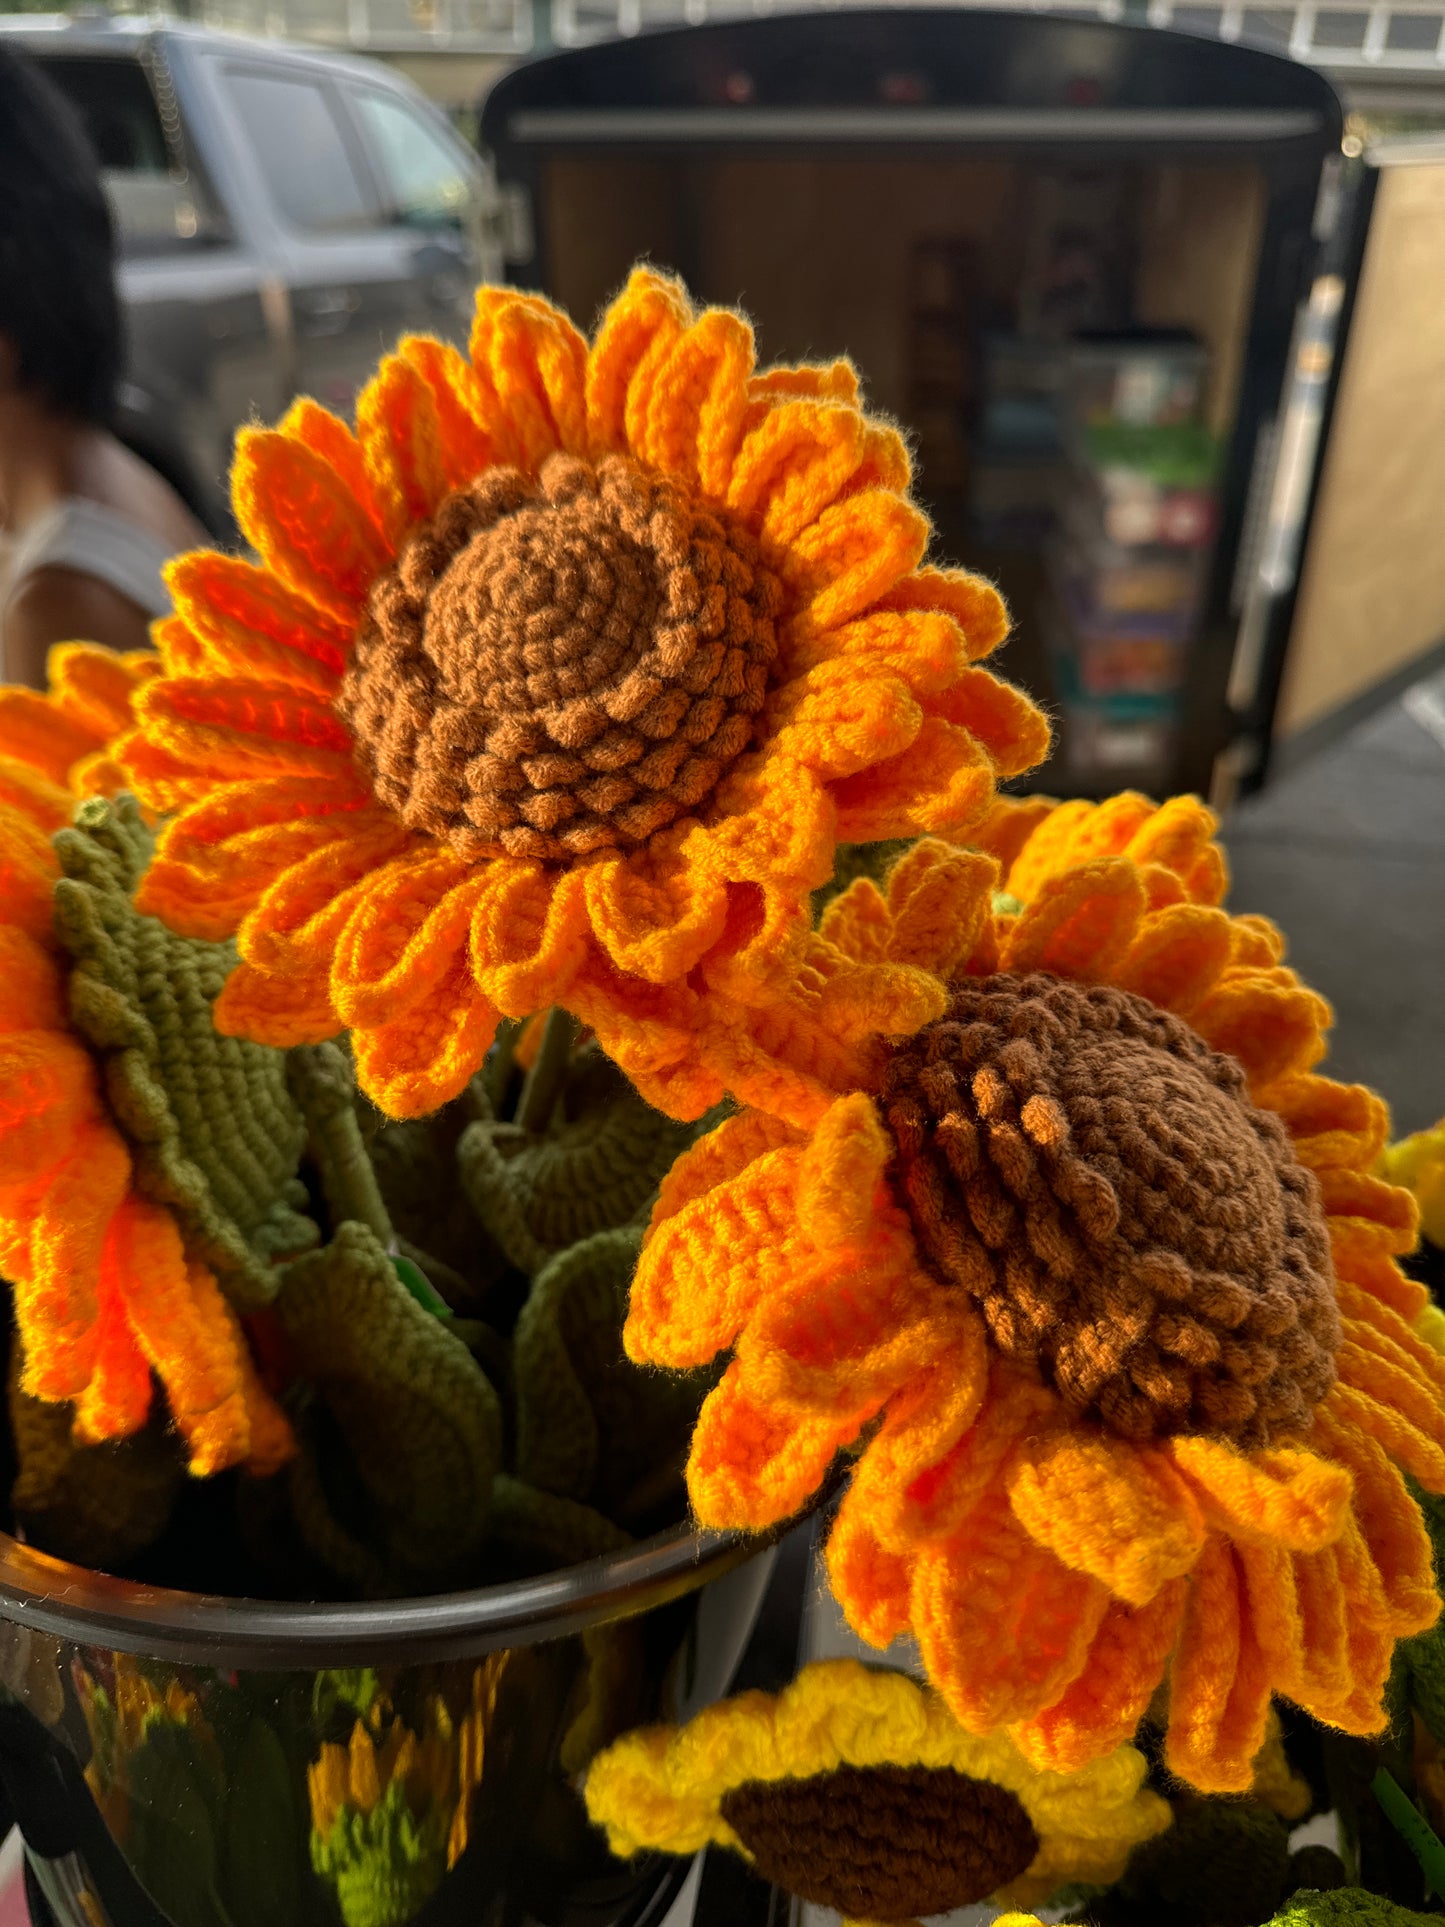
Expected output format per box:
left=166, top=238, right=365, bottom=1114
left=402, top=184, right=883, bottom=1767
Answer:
left=194, top=0, right=532, bottom=53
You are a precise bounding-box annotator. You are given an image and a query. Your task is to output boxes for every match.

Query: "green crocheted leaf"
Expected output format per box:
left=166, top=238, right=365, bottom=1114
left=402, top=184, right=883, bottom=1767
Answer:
left=458, top=1046, right=708, bottom=1276
left=51, top=795, right=316, bottom=1307
left=311, top=1777, right=448, bottom=1927
left=488, top=1473, right=631, bottom=1570
left=810, top=839, right=913, bottom=916
left=1271, top=1893, right=1444, bottom=1927
left=8, top=1361, right=182, bottom=1569
left=1112, top=1800, right=1291, bottom=1927
left=276, top=1223, right=502, bottom=1585
left=513, top=1226, right=706, bottom=1519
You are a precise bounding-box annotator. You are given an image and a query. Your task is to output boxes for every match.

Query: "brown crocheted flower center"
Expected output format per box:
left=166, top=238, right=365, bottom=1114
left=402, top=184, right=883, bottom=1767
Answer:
left=719, top=1763, right=1038, bottom=1919
left=878, top=972, right=1340, bottom=1447
left=336, top=452, right=784, bottom=861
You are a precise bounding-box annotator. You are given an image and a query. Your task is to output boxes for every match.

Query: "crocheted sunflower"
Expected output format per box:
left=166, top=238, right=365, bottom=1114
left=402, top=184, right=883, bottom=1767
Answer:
left=0, top=641, right=155, bottom=827
left=1382, top=1119, right=1445, bottom=1251
left=584, top=1658, right=1169, bottom=1926
left=116, top=266, right=1048, bottom=1122
left=0, top=792, right=297, bottom=1474
left=627, top=793, right=1444, bottom=1793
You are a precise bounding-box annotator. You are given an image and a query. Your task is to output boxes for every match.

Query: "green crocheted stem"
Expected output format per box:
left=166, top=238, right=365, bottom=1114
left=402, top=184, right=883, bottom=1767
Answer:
left=276, top=1223, right=502, bottom=1584
left=287, top=1044, right=393, bottom=1247
left=515, top=1008, right=580, bottom=1135
left=1372, top=1771, right=1445, bottom=1899
left=513, top=1227, right=703, bottom=1521
left=488, top=1474, right=632, bottom=1568
left=52, top=795, right=316, bottom=1308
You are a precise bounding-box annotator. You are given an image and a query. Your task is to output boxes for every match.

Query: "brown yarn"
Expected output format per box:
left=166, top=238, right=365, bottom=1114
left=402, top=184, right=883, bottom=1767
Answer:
left=878, top=972, right=1340, bottom=1447
left=719, top=1762, right=1038, bottom=1919
left=337, top=453, right=784, bottom=861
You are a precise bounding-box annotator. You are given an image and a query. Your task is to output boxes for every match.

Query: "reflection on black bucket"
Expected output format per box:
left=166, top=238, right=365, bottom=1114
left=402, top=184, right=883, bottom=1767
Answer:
left=0, top=1525, right=774, bottom=1927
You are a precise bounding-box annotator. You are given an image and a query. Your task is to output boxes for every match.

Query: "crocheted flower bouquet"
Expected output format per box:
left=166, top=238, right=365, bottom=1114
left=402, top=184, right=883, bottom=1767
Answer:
left=3, top=268, right=1444, bottom=1927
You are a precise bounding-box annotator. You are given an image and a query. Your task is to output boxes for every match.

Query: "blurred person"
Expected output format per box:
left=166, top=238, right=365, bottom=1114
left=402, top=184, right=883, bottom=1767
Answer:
left=0, top=44, right=204, bottom=688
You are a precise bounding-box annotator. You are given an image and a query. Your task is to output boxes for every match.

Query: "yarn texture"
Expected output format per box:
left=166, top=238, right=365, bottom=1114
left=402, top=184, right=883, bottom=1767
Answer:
left=627, top=794, right=1445, bottom=1792
left=584, top=1657, right=1168, bottom=1915
left=0, top=794, right=294, bottom=1475
left=1382, top=1119, right=1445, bottom=1250
left=0, top=641, right=155, bottom=828
left=117, top=266, right=1047, bottom=1123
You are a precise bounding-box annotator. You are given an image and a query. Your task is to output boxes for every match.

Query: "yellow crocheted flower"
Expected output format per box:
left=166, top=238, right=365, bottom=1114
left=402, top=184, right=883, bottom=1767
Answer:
left=1382, top=1118, right=1445, bottom=1250
left=627, top=793, right=1443, bottom=1793
left=0, top=642, right=156, bottom=828
left=0, top=793, right=292, bottom=1475
left=585, top=1658, right=1169, bottom=1926
left=117, top=266, right=1047, bottom=1120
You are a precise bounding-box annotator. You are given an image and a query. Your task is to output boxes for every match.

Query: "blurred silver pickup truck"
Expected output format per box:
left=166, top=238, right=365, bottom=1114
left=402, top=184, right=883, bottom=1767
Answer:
left=0, top=14, right=505, bottom=533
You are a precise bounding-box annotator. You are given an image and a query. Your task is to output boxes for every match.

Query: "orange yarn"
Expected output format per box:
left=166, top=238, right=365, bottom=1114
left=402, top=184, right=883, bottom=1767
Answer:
left=0, top=643, right=156, bottom=827
left=0, top=798, right=291, bottom=1476
left=117, top=267, right=1047, bottom=1120
left=627, top=795, right=1443, bottom=1793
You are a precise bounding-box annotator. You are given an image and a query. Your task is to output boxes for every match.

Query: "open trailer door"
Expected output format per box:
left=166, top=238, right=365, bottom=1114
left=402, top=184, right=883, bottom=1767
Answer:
left=481, top=7, right=1346, bottom=803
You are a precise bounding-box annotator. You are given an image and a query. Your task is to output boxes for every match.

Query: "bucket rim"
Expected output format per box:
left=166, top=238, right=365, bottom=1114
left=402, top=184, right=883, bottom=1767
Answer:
left=0, top=1519, right=758, bottom=1669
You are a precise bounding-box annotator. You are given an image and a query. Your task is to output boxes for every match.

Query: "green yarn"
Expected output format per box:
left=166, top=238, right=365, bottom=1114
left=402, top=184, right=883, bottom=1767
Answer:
left=810, top=839, right=912, bottom=915
left=1401, top=1485, right=1445, bottom=1741
left=276, top=1222, right=503, bottom=1588
left=1270, top=1891, right=1444, bottom=1927
left=51, top=794, right=316, bottom=1307
left=488, top=1473, right=632, bottom=1569
left=458, top=1042, right=707, bottom=1276
left=1104, top=1801, right=1293, bottom=1927
left=8, top=1355, right=182, bottom=1568
left=513, top=1226, right=707, bottom=1521
left=287, top=1043, right=392, bottom=1246
left=311, top=1778, right=448, bottom=1927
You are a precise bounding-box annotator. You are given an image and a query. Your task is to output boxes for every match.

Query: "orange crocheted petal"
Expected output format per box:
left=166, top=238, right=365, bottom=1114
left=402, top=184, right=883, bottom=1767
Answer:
left=0, top=757, right=74, bottom=835
left=114, top=732, right=236, bottom=814
left=1010, top=1580, right=1188, bottom=1775
left=873, top=565, right=1011, bottom=664
left=1334, top=1354, right=1445, bottom=1492
left=231, top=426, right=390, bottom=623
left=135, top=675, right=357, bottom=788
left=794, top=1091, right=893, bottom=1248
left=1339, top=1280, right=1445, bottom=1398
left=1307, top=1407, right=1438, bottom=1637
left=0, top=810, right=61, bottom=945
left=1165, top=1539, right=1274, bottom=1794
left=1331, top=1217, right=1428, bottom=1320
left=627, top=1143, right=810, bottom=1369
left=1189, top=975, right=1331, bottom=1091
left=649, top=1108, right=804, bottom=1224
left=1167, top=1437, right=1352, bottom=1552
left=818, top=877, right=894, bottom=968
left=767, top=664, right=925, bottom=786
left=15, top=1123, right=130, bottom=1401
left=351, top=953, right=500, bottom=1119
left=1125, top=795, right=1229, bottom=905
left=397, top=335, right=499, bottom=491
left=1003, top=800, right=1098, bottom=901
left=686, top=1367, right=868, bottom=1530
left=0, top=1033, right=99, bottom=1188
left=214, top=957, right=341, bottom=1050
left=1114, top=903, right=1235, bottom=1017
left=0, top=688, right=99, bottom=785
left=166, top=551, right=352, bottom=696
left=780, top=490, right=930, bottom=642
left=278, top=394, right=384, bottom=536
left=1006, top=1431, right=1207, bottom=1607
left=928, top=668, right=1052, bottom=781
left=141, top=805, right=383, bottom=944
left=330, top=850, right=484, bottom=1028
left=693, top=752, right=838, bottom=896
left=635, top=307, right=752, bottom=498
left=47, top=640, right=154, bottom=738
left=72, top=1265, right=154, bottom=1447
left=357, top=352, right=450, bottom=551
left=1001, top=858, right=1147, bottom=981
left=582, top=836, right=730, bottom=985
left=1058, top=793, right=1158, bottom=864
left=1318, top=1167, right=1420, bottom=1251
left=811, top=955, right=948, bottom=1054
left=1266, top=1074, right=1391, bottom=1173
left=104, top=1194, right=258, bottom=1475
left=831, top=715, right=996, bottom=844
left=473, top=287, right=587, bottom=470
left=788, top=608, right=971, bottom=696
left=825, top=1497, right=915, bottom=1648
left=733, top=1255, right=944, bottom=1420
left=913, top=1490, right=1111, bottom=1733
left=1283, top=1541, right=1351, bottom=1717
left=967, top=795, right=1058, bottom=874
left=0, top=925, right=66, bottom=1036
left=236, top=817, right=416, bottom=977
left=468, top=861, right=591, bottom=1016
left=879, top=841, right=999, bottom=977
left=585, top=267, right=692, bottom=458
left=68, top=749, right=132, bottom=803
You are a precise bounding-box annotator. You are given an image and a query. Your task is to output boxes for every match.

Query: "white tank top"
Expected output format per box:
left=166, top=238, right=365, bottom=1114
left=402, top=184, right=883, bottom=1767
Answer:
left=3, top=498, right=175, bottom=625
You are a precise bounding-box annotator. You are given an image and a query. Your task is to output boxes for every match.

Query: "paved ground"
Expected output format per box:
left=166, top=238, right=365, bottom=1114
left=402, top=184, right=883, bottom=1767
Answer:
left=1225, top=661, right=1445, bottom=1138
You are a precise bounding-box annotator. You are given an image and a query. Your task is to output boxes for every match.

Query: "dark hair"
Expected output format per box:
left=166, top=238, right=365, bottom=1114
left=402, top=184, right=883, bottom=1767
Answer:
left=0, top=43, right=122, bottom=423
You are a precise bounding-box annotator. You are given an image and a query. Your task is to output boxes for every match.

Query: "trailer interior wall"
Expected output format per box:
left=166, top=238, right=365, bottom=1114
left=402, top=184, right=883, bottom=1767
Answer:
left=1275, top=154, right=1445, bottom=740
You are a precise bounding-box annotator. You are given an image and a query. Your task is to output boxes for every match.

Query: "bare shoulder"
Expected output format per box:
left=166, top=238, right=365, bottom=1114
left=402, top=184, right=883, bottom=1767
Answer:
left=3, top=567, right=154, bottom=688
